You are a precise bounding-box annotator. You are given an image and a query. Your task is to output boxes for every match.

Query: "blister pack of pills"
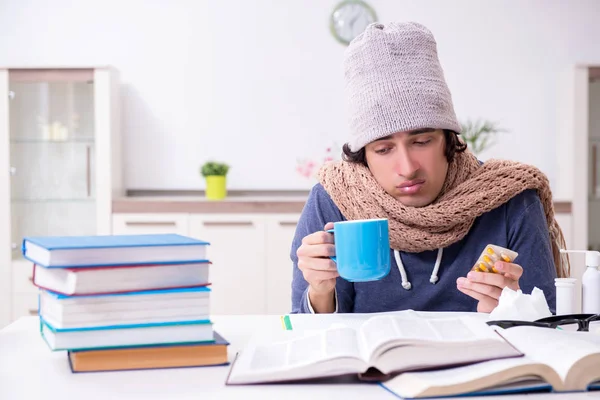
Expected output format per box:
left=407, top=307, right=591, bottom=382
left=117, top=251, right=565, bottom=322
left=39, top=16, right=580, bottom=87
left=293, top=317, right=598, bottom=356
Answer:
left=472, top=244, right=518, bottom=273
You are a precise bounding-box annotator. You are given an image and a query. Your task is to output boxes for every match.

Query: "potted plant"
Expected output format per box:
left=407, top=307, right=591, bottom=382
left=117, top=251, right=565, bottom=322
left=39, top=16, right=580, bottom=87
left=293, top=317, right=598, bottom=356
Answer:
left=460, top=119, right=506, bottom=156
left=200, top=161, right=230, bottom=200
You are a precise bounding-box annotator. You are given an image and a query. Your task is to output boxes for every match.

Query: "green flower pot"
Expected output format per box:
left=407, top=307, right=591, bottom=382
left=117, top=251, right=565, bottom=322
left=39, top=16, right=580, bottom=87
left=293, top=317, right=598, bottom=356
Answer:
left=205, top=175, right=227, bottom=200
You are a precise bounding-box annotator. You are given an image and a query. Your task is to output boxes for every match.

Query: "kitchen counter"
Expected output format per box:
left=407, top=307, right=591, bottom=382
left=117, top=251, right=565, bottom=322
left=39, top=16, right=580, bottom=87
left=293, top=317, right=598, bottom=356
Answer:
left=113, top=190, right=572, bottom=214
left=113, top=190, right=309, bottom=214
left=554, top=201, right=572, bottom=213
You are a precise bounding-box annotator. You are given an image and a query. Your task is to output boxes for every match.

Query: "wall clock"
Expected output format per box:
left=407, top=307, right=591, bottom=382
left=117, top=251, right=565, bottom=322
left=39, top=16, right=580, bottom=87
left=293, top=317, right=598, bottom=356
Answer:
left=330, top=0, right=378, bottom=45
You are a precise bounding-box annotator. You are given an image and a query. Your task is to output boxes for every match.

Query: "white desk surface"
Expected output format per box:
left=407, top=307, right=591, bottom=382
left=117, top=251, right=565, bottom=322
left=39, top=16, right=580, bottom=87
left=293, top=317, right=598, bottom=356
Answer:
left=1, top=313, right=599, bottom=400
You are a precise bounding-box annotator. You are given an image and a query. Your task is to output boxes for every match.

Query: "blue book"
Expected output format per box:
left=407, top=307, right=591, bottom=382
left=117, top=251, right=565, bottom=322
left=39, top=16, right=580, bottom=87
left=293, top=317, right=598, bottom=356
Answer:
left=379, top=379, right=552, bottom=399
left=22, top=233, right=210, bottom=268
left=40, top=316, right=214, bottom=351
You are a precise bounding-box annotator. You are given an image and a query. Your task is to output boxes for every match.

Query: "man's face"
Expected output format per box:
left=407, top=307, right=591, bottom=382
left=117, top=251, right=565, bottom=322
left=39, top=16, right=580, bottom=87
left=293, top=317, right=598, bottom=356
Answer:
left=364, top=128, right=448, bottom=207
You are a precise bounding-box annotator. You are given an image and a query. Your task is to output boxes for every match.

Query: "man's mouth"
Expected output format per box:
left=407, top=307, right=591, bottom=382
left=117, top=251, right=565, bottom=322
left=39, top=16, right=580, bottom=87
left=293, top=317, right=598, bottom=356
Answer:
left=396, top=179, right=425, bottom=194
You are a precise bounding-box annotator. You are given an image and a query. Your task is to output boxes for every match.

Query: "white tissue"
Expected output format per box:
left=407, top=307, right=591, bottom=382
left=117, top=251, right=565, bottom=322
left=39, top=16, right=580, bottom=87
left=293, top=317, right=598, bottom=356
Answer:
left=488, top=287, right=552, bottom=321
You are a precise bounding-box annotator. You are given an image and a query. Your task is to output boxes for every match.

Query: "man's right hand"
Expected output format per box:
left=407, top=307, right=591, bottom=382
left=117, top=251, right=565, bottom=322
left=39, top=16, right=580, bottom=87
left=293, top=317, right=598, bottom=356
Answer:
left=296, top=222, right=338, bottom=313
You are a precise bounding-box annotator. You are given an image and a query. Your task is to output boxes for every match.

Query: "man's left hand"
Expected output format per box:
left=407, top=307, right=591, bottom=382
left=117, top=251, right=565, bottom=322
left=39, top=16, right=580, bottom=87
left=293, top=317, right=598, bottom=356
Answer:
left=456, top=261, right=523, bottom=313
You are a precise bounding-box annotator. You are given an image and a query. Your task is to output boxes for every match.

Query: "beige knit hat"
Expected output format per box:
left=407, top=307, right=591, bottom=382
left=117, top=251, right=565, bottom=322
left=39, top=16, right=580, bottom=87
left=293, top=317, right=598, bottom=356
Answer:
left=344, top=22, right=461, bottom=151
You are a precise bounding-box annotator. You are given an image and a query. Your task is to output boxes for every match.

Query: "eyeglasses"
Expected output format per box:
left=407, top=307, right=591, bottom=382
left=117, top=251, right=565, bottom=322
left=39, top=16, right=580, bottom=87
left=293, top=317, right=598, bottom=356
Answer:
left=487, top=313, right=600, bottom=332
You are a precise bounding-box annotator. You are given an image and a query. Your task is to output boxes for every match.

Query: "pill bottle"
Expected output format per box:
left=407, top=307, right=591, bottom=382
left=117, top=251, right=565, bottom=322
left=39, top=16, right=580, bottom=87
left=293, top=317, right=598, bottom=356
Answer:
left=554, top=277, right=577, bottom=315
left=560, top=250, right=600, bottom=314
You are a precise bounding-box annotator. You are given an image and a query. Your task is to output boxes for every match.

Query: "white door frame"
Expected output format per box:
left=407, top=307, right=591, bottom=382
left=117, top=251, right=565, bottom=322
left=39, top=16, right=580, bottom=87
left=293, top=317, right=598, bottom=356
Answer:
left=0, top=70, right=11, bottom=328
left=567, top=64, right=600, bottom=252
left=573, top=65, right=590, bottom=252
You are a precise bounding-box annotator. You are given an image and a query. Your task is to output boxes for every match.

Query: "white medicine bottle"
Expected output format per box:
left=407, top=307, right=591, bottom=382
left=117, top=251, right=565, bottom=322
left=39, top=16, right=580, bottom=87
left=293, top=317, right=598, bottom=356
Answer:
left=560, top=250, right=600, bottom=314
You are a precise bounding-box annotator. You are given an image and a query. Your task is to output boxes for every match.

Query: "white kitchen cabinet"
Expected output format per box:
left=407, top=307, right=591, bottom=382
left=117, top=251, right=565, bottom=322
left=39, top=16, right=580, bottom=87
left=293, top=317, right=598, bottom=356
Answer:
left=112, top=213, right=190, bottom=236
left=0, top=68, right=122, bottom=328
left=11, top=259, right=38, bottom=320
left=12, top=292, right=39, bottom=320
left=12, top=259, right=35, bottom=294
left=106, top=209, right=575, bottom=318
left=265, top=214, right=299, bottom=314
left=189, top=214, right=267, bottom=315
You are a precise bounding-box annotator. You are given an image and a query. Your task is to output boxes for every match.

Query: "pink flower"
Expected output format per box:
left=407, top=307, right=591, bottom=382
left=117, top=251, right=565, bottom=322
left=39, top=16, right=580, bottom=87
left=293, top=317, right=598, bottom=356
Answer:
left=296, top=144, right=341, bottom=179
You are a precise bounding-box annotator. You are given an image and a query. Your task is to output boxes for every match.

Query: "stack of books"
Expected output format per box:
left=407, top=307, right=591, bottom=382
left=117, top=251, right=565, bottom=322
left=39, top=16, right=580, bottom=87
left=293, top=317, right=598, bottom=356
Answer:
left=21, top=233, right=229, bottom=373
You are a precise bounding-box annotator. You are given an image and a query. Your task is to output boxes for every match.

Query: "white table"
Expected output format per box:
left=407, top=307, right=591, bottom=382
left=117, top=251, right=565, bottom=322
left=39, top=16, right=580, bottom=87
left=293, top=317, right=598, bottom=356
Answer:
left=0, top=314, right=598, bottom=400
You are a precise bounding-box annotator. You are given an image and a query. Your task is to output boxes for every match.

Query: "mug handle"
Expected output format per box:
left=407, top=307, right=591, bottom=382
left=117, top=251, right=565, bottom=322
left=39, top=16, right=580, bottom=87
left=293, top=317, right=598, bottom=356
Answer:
left=326, top=228, right=336, bottom=263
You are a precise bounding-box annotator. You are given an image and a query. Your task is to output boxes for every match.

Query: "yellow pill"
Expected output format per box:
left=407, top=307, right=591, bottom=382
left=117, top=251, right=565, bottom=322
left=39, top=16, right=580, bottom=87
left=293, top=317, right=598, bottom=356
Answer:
left=491, top=267, right=499, bottom=273
left=500, top=253, right=511, bottom=262
left=483, top=255, right=492, bottom=264
left=486, top=247, right=495, bottom=255
left=472, top=266, right=481, bottom=272
left=478, top=262, right=489, bottom=272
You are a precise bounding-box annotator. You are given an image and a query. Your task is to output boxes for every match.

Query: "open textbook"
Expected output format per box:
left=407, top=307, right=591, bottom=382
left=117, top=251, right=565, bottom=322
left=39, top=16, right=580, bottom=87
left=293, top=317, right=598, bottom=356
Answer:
left=225, top=314, right=523, bottom=385
left=381, top=326, right=600, bottom=398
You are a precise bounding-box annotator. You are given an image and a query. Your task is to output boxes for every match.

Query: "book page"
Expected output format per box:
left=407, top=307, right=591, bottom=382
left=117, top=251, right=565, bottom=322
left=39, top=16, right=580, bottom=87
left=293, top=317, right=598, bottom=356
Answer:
left=358, top=315, right=500, bottom=360
left=500, top=326, right=600, bottom=382
left=228, top=325, right=366, bottom=383
left=382, top=357, right=555, bottom=399
left=381, top=328, right=600, bottom=397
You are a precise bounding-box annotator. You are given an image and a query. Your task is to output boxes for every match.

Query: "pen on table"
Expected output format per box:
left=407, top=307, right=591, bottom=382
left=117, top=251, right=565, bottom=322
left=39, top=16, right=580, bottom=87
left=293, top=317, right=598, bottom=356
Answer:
left=280, top=315, right=293, bottom=330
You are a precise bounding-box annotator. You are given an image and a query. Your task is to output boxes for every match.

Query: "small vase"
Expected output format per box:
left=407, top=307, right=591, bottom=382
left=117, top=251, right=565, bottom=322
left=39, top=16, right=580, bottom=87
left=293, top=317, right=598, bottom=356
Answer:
left=205, top=175, right=227, bottom=200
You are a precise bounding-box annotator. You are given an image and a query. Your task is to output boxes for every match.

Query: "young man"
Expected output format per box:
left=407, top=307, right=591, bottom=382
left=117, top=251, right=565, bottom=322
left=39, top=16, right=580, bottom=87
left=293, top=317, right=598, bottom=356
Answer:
left=291, top=22, right=568, bottom=314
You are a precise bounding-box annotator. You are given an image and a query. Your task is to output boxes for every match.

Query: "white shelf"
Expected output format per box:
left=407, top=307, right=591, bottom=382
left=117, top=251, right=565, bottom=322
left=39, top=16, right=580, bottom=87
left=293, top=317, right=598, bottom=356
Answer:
left=0, top=67, right=122, bottom=329
left=11, top=198, right=96, bottom=203
left=10, top=138, right=94, bottom=143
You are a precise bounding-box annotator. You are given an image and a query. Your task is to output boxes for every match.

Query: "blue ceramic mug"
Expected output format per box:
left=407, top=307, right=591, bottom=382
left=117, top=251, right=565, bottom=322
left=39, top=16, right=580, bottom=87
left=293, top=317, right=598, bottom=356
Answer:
left=328, top=218, right=391, bottom=282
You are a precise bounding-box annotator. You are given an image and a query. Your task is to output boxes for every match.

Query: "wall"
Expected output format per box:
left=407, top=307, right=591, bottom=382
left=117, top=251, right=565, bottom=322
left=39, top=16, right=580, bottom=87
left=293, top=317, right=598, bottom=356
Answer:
left=1, top=0, right=599, bottom=192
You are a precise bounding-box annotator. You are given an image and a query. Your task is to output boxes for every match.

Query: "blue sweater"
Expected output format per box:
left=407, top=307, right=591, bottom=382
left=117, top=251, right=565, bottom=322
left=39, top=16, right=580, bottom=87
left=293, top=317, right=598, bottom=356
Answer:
left=290, top=183, right=557, bottom=314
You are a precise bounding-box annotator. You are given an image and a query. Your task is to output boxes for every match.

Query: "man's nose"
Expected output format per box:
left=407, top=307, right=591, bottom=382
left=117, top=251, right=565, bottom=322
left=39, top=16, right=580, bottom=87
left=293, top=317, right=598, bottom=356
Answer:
left=395, top=151, right=420, bottom=178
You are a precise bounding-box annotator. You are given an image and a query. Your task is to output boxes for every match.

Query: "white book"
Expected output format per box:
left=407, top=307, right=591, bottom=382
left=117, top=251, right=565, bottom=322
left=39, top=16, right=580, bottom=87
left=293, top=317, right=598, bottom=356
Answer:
left=33, top=262, right=210, bottom=295
left=381, top=326, right=600, bottom=398
left=225, top=314, right=523, bottom=385
left=39, top=287, right=211, bottom=329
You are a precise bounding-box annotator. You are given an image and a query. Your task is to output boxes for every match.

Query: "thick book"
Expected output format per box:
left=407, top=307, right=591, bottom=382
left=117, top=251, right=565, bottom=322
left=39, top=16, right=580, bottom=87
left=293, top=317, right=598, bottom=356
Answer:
left=225, top=314, right=523, bottom=385
left=40, top=317, right=213, bottom=351
left=380, top=326, right=600, bottom=398
left=22, top=233, right=210, bottom=267
left=68, top=332, right=230, bottom=373
left=39, top=286, right=211, bottom=329
left=32, top=262, right=210, bottom=295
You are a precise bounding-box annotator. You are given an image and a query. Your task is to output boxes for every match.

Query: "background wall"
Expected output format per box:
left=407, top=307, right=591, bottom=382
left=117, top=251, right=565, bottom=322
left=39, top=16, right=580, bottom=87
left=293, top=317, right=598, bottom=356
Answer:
left=1, top=0, right=599, bottom=192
